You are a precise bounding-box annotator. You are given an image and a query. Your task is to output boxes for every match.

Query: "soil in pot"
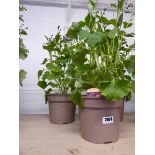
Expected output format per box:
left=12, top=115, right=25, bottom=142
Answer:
left=79, top=96, right=123, bottom=144
left=48, top=94, right=76, bottom=124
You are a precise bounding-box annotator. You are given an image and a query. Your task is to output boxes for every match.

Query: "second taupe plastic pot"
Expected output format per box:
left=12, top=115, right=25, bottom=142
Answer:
left=79, top=96, right=123, bottom=144
left=48, top=94, right=76, bottom=124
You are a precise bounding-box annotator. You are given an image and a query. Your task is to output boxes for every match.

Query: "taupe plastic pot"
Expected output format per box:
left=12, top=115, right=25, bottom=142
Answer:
left=48, top=94, right=76, bottom=124
left=79, top=96, right=123, bottom=144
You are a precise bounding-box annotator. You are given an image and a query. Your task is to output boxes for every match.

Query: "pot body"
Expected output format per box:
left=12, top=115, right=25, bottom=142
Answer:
left=79, top=97, right=123, bottom=144
left=48, top=94, right=76, bottom=124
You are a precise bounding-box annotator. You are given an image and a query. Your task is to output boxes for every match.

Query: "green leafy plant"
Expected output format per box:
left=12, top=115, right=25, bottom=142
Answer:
left=66, top=0, right=135, bottom=106
left=38, top=27, right=76, bottom=102
left=19, top=6, right=29, bottom=86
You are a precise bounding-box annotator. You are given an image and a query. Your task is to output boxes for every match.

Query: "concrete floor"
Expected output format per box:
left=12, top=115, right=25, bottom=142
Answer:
left=19, top=114, right=134, bottom=155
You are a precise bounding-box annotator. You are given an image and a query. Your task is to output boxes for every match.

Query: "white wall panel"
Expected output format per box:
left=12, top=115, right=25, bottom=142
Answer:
left=19, top=92, right=24, bottom=114
left=19, top=4, right=135, bottom=114
left=19, top=91, right=48, bottom=114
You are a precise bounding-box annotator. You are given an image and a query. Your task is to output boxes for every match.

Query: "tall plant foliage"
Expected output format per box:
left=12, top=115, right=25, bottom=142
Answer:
left=19, top=6, right=29, bottom=86
left=66, top=0, right=135, bottom=106
left=38, top=27, right=76, bottom=101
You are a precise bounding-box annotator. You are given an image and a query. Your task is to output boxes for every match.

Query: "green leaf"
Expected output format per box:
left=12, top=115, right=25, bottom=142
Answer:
left=38, top=81, right=47, bottom=89
left=100, top=79, right=132, bottom=101
left=38, top=70, right=43, bottom=79
left=99, top=16, right=110, bottom=25
left=43, top=71, right=53, bottom=80
left=85, top=13, right=91, bottom=26
left=78, top=21, right=85, bottom=27
left=111, top=3, right=117, bottom=8
left=19, top=47, right=28, bottom=60
left=70, top=90, right=83, bottom=107
left=118, top=0, right=125, bottom=10
left=62, top=79, right=71, bottom=86
left=117, top=13, right=123, bottom=27
left=53, top=66, right=62, bottom=73
left=109, top=19, right=117, bottom=26
left=46, top=63, right=53, bottom=70
left=80, top=63, right=95, bottom=72
left=125, top=55, right=135, bottom=74
left=123, top=22, right=128, bottom=28
left=125, top=33, right=134, bottom=37
left=124, top=75, right=132, bottom=81
left=43, top=41, right=56, bottom=52
left=66, top=22, right=80, bottom=39
left=86, top=32, right=103, bottom=47
left=79, top=30, right=90, bottom=40
left=50, top=82, right=59, bottom=88
left=131, top=80, right=135, bottom=92
left=123, top=22, right=133, bottom=28
left=19, top=69, right=27, bottom=87
left=69, top=79, right=76, bottom=91
left=55, top=33, right=61, bottom=42
left=88, top=0, right=96, bottom=12
left=72, top=52, right=87, bottom=65
left=46, top=88, right=53, bottom=94
left=20, top=30, right=27, bottom=35
left=98, top=16, right=116, bottom=26
left=56, top=56, right=68, bottom=64
left=42, top=58, right=48, bottom=65
left=108, top=29, right=117, bottom=39
left=46, top=63, right=61, bottom=72
left=99, top=81, right=111, bottom=90
left=72, top=22, right=80, bottom=29
left=126, top=43, right=135, bottom=52
left=67, top=65, right=76, bottom=77
left=19, top=38, right=28, bottom=60
left=51, top=71, right=62, bottom=80
left=81, top=81, right=94, bottom=90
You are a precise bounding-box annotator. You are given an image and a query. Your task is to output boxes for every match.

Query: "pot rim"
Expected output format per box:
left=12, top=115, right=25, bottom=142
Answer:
left=82, top=95, right=123, bottom=102
left=47, top=94, right=72, bottom=103
left=47, top=94, right=70, bottom=97
left=81, top=95, right=123, bottom=108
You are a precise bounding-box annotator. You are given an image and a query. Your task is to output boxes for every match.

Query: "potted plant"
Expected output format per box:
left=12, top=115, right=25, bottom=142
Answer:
left=66, top=0, right=135, bottom=143
left=38, top=27, right=76, bottom=124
